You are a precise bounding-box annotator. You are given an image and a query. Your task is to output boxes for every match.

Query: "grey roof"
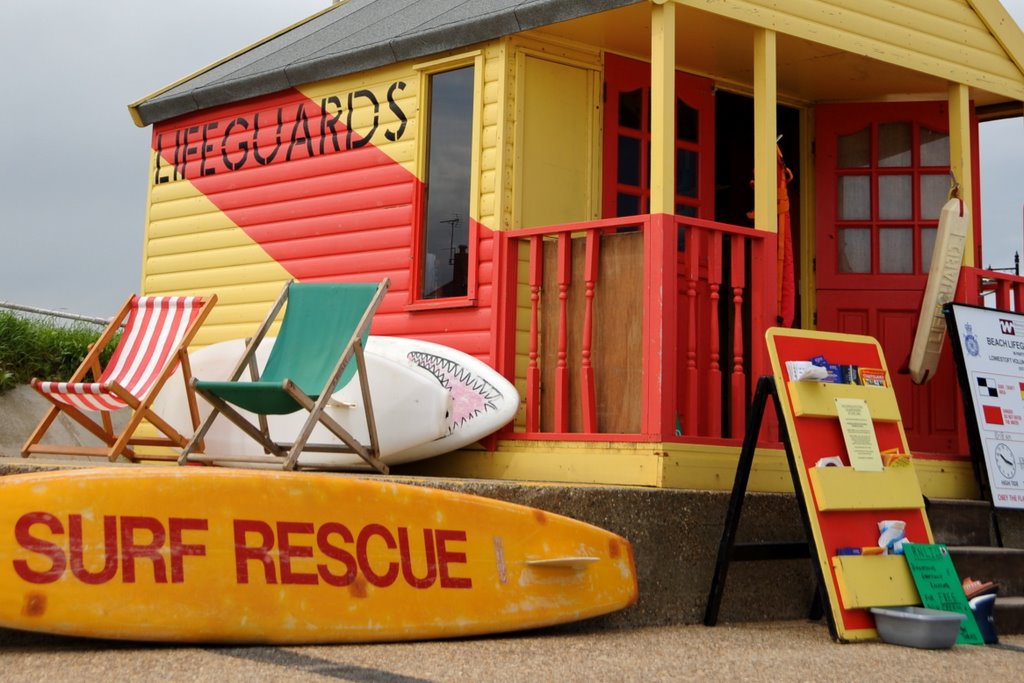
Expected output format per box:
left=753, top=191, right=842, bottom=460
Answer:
left=132, top=0, right=640, bottom=126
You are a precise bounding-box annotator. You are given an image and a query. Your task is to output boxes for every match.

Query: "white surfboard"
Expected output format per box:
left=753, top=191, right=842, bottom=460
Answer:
left=153, top=338, right=453, bottom=467
left=367, top=336, right=520, bottom=459
left=908, top=197, right=969, bottom=384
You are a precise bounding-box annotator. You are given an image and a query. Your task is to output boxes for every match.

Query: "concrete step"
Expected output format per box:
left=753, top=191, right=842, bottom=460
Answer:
left=925, top=501, right=1024, bottom=634
left=948, top=545, right=1024, bottom=597
left=949, top=545, right=1024, bottom=635
left=993, top=596, right=1024, bottom=638
left=926, top=497, right=994, bottom=546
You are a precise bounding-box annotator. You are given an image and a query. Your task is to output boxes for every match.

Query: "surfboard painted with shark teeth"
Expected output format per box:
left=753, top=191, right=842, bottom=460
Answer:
left=153, top=336, right=517, bottom=465
left=152, top=338, right=453, bottom=467
left=366, top=336, right=519, bottom=459
left=0, top=467, right=637, bottom=643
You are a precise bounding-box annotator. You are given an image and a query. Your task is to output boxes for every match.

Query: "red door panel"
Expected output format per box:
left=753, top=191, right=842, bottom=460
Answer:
left=817, top=290, right=960, bottom=454
left=816, top=102, right=964, bottom=457
left=603, top=54, right=715, bottom=219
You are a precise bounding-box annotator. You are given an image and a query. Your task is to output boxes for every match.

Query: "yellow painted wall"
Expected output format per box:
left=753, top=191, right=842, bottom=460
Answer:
left=673, top=0, right=1024, bottom=100
left=503, top=38, right=604, bottom=425
left=514, top=53, right=601, bottom=228
left=143, top=165, right=293, bottom=347
left=479, top=41, right=507, bottom=233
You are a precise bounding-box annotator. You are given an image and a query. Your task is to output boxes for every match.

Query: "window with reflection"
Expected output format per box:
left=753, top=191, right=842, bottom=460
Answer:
left=420, top=66, right=474, bottom=300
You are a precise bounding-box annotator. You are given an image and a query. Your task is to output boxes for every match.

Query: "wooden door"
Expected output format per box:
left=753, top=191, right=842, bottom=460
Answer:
left=816, top=102, right=962, bottom=455
left=602, top=54, right=717, bottom=436
left=603, top=54, right=714, bottom=219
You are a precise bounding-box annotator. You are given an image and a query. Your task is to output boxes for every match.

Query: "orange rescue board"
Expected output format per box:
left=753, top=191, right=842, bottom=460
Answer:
left=0, top=468, right=637, bottom=643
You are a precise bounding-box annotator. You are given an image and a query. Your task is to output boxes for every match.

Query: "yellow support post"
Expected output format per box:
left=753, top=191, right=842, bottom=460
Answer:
left=650, top=0, right=676, bottom=215
left=948, top=82, right=975, bottom=266
left=753, top=28, right=778, bottom=233
left=799, top=107, right=816, bottom=328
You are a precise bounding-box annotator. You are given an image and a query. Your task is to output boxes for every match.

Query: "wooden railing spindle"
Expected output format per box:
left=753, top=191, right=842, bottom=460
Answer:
left=707, top=231, right=723, bottom=436
left=684, top=231, right=700, bottom=436
left=730, top=236, right=748, bottom=436
left=581, top=230, right=600, bottom=433
left=554, top=233, right=571, bottom=432
left=526, top=236, right=542, bottom=433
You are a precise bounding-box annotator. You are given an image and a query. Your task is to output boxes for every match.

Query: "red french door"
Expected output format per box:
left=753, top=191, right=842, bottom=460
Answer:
left=602, top=54, right=715, bottom=219
left=816, top=101, right=965, bottom=455
left=602, top=54, right=719, bottom=436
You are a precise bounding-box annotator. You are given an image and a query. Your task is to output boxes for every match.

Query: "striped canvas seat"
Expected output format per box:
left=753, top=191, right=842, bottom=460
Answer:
left=23, top=293, right=216, bottom=462
left=33, top=296, right=205, bottom=411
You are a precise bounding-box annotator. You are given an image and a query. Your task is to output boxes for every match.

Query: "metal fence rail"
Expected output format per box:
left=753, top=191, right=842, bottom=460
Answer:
left=0, top=301, right=111, bottom=327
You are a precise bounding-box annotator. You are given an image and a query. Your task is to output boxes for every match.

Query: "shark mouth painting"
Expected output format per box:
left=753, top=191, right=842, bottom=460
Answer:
left=406, top=351, right=504, bottom=434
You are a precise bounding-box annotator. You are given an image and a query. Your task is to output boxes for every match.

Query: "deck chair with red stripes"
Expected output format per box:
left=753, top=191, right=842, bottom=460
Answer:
left=22, top=293, right=217, bottom=462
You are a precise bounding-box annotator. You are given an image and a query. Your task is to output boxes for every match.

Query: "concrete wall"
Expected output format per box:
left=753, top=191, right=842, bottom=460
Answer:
left=0, top=386, right=124, bottom=460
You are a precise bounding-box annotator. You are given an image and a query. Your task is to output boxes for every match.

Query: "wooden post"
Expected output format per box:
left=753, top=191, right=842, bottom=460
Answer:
left=526, top=236, right=543, bottom=432
left=580, top=230, right=601, bottom=433
left=644, top=0, right=678, bottom=439
left=753, top=29, right=778, bottom=235
left=649, top=0, right=676, bottom=216
left=707, top=230, right=723, bottom=435
left=730, top=236, right=748, bottom=436
left=949, top=82, right=975, bottom=266
left=554, top=233, right=571, bottom=432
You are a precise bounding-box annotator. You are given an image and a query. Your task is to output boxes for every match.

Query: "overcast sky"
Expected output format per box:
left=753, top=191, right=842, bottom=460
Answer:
left=0, top=0, right=1022, bottom=318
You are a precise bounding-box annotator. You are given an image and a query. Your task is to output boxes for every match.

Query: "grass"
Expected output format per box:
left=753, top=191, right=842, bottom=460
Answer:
left=0, top=311, right=118, bottom=394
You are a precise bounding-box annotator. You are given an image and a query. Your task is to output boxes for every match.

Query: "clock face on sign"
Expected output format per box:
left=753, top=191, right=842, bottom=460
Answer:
left=995, top=443, right=1016, bottom=480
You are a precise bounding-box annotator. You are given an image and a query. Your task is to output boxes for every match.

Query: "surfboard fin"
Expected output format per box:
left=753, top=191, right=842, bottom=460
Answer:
left=327, top=398, right=356, bottom=408
left=525, top=556, right=600, bottom=569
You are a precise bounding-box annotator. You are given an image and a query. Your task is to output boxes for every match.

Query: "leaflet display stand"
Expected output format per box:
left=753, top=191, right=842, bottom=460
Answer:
left=706, top=328, right=934, bottom=642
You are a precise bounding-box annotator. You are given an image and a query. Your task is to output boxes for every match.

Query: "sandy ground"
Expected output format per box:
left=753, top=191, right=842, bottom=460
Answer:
left=0, top=620, right=1021, bottom=682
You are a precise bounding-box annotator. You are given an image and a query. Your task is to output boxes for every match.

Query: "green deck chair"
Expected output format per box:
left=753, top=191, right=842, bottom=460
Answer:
left=178, top=279, right=390, bottom=473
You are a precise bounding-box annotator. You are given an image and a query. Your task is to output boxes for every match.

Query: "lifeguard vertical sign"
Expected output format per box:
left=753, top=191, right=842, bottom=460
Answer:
left=945, top=303, right=1024, bottom=509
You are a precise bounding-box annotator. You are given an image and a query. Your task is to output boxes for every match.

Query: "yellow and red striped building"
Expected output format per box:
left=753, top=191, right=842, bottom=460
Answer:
left=130, top=0, right=1024, bottom=497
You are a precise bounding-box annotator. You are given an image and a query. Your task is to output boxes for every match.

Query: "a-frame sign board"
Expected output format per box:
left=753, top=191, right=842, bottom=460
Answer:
left=706, top=328, right=935, bottom=642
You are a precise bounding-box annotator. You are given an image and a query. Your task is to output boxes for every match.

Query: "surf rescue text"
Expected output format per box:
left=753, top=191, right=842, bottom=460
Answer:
left=12, top=512, right=472, bottom=590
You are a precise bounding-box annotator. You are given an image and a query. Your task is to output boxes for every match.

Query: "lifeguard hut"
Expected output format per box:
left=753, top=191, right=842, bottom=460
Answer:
left=128, top=0, right=1024, bottom=499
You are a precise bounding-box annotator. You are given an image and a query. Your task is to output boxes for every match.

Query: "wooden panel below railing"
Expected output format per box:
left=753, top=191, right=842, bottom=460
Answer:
left=540, top=232, right=643, bottom=434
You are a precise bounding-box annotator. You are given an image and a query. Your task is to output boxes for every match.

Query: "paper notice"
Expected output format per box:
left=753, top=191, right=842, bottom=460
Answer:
left=835, top=398, right=883, bottom=471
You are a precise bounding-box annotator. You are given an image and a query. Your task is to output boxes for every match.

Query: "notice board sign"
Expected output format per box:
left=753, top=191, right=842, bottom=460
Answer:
left=944, top=303, right=1024, bottom=510
left=766, top=328, right=934, bottom=642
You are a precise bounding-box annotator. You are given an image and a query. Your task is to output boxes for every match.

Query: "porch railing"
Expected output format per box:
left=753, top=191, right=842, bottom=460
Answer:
left=497, top=214, right=775, bottom=443
left=959, top=266, right=1024, bottom=310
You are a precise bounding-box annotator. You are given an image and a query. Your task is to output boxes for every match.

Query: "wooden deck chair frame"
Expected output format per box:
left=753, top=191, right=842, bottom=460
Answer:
left=22, top=293, right=217, bottom=462
left=179, top=279, right=390, bottom=474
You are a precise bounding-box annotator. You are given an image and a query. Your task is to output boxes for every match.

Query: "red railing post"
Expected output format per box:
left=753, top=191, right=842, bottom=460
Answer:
left=641, top=214, right=675, bottom=439
left=730, top=235, right=748, bottom=436
left=683, top=226, right=700, bottom=436
left=707, top=231, right=723, bottom=435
